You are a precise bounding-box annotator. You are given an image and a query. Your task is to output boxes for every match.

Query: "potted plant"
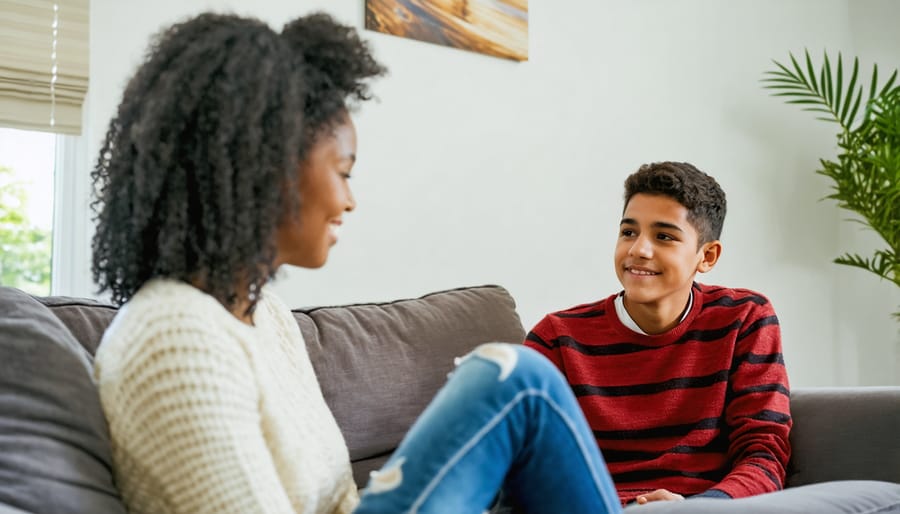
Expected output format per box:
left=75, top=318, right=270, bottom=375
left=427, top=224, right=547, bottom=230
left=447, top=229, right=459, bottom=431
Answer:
left=764, top=50, right=899, bottom=318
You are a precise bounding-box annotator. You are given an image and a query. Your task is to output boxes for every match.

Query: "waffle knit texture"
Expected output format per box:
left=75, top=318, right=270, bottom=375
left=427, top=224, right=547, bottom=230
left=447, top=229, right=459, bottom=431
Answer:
left=94, top=279, right=358, bottom=514
left=524, top=283, right=791, bottom=503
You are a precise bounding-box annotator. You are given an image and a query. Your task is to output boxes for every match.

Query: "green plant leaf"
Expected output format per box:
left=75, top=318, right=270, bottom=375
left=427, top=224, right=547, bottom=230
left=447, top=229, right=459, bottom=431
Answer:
left=840, top=57, right=859, bottom=126
left=835, top=52, right=844, bottom=118
left=877, top=69, right=898, bottom=99
left=847, top=88, right=864, bottom=130
left=804, top=49, right=819, bottom=92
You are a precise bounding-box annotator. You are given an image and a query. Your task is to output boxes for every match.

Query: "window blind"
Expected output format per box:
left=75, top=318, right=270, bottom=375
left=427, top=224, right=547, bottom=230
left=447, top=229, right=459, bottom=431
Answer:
left=0, top=0, right=88, bottom=135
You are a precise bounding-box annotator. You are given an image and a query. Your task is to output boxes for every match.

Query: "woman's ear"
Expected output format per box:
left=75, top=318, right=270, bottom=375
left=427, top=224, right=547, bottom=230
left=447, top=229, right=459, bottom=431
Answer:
left=697, top=240, right=722, bottom=273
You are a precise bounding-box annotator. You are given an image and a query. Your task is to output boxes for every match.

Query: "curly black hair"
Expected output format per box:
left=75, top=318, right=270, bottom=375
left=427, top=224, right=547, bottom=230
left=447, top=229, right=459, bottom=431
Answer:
left=91, top=12, right=385, bottom=312
left=623, top=162, right=727, bottom=245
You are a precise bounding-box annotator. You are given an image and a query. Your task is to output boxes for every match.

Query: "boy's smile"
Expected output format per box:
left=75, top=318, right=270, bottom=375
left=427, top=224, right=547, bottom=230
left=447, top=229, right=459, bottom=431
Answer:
left=615, top=193, right=721, bottom=333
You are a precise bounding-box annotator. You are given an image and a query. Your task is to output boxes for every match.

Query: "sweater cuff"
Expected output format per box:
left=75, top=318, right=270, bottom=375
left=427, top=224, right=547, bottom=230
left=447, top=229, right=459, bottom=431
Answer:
left=691, top=489, right=732, bottom=499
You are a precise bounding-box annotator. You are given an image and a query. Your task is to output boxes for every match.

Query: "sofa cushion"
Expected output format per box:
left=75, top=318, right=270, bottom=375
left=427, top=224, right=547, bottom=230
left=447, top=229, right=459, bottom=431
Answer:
left=37, top=295, right=118, bottom=356
left=0, top=287, right=127, bottom=513
left=619, top=481, right=900, bottom=513
left=787, top=387, right=900, bottom=486
left=293, top=284, right=525, bottom=487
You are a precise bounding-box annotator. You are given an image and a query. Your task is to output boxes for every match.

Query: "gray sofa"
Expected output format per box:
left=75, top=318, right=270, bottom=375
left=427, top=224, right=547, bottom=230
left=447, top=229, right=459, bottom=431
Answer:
left=0, top=284, right=898, bottom=513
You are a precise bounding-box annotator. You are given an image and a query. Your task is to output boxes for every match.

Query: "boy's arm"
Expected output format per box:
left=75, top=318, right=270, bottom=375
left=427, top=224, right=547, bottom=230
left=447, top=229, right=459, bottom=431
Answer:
left=522, top=315, right=566, bottom=372
left=700, top=299, right=792, bottom=499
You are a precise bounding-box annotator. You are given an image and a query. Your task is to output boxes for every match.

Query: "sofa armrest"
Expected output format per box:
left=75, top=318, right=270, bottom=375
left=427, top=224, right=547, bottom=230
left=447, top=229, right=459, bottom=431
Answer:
left=787, top=386, right=900, bottom=487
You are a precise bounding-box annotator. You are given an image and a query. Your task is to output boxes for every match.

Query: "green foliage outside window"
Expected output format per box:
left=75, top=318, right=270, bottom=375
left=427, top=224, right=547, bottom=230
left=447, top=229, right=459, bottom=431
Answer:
left=0, top=165, right=51, bottom=295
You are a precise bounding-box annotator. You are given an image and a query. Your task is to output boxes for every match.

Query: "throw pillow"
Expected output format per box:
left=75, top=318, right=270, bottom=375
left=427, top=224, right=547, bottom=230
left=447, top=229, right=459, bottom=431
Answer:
left=0, top=286, right=127, bottom=513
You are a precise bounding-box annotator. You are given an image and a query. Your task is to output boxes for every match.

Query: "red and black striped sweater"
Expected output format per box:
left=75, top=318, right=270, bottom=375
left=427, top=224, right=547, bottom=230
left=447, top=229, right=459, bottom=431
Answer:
left=524, top=283, right=791, bottom=503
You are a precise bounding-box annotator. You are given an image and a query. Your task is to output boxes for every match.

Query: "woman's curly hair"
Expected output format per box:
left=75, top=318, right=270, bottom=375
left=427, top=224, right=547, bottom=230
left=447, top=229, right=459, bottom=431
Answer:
left=91, top=12, right=385, bottom=312
left=623, top=161, right=727, bottom=245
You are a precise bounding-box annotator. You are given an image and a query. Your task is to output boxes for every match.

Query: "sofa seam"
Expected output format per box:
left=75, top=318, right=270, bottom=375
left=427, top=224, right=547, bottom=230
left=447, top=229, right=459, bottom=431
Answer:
left=293, top=284, right=508, bottom=314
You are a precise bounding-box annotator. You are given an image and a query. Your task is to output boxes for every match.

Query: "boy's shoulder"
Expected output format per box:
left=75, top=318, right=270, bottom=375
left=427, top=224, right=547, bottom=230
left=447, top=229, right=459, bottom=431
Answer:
left=546, top=292, right=618, bottom=320
left=694, top=282, right=774, bottom=309
left=692, top=283, right=779, bottom=333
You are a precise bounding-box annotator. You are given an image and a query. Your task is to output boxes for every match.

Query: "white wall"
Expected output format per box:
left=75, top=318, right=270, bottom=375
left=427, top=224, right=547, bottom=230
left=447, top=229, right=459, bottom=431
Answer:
left=79, top=0, right=899, bottom=386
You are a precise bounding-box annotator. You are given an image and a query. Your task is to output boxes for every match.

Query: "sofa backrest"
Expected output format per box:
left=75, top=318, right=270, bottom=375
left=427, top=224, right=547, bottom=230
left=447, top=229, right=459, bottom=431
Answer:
left=291, top=285, right=526, bottom=485
left=37, top=284, right=526, bottom=488
left=8, top=284, right=896, bottom=501
left=786, top=386, right=900, bottom=487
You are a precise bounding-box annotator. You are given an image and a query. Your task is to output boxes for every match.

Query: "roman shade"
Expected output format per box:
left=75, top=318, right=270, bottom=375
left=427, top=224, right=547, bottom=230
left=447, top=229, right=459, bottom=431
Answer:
left=0, top=0, right=88, bottom=135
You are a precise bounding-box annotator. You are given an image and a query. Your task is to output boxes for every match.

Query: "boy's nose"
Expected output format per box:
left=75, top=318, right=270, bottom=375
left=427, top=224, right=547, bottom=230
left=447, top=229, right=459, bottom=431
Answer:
left=629, top=236, right=653, bottom=258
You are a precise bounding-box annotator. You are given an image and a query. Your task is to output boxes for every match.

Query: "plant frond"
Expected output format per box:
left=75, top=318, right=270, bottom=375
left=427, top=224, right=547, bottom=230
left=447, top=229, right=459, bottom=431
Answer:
left=765, top=50, right=900, bottom=312
left=804, top=49, right=819, bottom=92
left=840, top=57, right=860, bottom=126
left=868, top=64, right=879, bottom=103
left=847, top=88, right=864, bottom=129
left=877, top=69, right=898, bottom=99
left=835, top=52, right=844, bottom=117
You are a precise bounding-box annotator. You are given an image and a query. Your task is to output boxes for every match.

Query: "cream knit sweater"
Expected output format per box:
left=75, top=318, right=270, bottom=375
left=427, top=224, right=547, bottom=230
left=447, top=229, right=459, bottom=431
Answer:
left=94, top=279, right=359, bottom=514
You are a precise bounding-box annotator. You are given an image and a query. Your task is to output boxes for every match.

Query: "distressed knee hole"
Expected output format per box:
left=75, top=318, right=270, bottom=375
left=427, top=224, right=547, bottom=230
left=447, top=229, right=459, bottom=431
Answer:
left=454, top=343, right=518, bottom=381
left=366, top=457, right=405, bottom=494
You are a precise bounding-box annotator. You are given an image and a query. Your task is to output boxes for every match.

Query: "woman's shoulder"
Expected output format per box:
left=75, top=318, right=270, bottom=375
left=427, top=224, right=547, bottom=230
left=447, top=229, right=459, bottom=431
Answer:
left=94, top=279, right=253, bottom=380
left=120, top=278, right=242, bottom=325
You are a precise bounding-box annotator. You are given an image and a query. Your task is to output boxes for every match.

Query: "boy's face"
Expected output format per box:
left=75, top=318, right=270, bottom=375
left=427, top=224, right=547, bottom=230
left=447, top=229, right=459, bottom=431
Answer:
left=615, top=193, right=720, bottom=312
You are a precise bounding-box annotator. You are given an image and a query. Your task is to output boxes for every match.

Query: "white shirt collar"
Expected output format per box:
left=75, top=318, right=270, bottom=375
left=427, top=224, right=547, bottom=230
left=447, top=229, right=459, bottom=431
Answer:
left=614, top=290, right=693, bottom=335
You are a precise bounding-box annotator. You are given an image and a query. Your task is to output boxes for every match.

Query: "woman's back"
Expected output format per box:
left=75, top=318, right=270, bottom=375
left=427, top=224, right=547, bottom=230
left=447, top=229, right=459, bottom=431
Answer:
left=94, top=279, right=358, bottom=514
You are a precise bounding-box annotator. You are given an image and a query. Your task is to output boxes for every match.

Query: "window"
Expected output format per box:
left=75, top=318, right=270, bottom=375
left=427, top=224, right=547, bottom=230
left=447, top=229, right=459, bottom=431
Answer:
left=0, top=0, right=90, bottom=297
left=0, top=127, right=55, bottom=295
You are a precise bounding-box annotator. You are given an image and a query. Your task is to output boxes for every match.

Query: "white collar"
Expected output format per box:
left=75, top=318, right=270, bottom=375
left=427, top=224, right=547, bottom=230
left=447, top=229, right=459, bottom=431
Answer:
left=614, top=290, right=693, bottom=335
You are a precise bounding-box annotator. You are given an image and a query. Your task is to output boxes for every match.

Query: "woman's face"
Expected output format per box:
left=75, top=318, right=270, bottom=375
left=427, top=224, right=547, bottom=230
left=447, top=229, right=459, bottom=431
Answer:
left=275, top=116, right=357, bottom=269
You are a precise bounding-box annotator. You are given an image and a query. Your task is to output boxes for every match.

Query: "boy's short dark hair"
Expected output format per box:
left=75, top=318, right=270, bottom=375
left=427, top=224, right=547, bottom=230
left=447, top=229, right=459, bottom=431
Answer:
left=623, top=162, right=727, bottom=245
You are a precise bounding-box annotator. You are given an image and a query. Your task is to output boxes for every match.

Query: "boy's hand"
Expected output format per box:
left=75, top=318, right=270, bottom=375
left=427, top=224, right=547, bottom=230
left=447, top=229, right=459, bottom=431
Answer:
left=635, top=489, right=685, bottom=504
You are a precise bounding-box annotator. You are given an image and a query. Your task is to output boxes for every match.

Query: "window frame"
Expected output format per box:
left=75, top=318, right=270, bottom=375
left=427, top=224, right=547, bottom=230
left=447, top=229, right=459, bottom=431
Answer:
left=51, top=126, right=92, bottom=297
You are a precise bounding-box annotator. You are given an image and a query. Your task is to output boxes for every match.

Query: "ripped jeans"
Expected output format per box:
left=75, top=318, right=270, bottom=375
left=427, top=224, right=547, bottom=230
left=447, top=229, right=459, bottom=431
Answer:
left=354, top=344, right=623, bottom=514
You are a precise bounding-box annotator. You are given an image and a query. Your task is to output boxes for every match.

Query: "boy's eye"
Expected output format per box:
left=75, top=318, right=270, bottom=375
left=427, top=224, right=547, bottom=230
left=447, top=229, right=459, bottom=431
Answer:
left=657, top=233, right=675, bottom=241
left=620, top=229, right=635, bottom=237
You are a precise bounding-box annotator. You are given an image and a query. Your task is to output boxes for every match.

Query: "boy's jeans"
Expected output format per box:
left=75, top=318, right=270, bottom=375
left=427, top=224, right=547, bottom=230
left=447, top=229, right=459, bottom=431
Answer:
left=355, top=343, right=623, bottom=514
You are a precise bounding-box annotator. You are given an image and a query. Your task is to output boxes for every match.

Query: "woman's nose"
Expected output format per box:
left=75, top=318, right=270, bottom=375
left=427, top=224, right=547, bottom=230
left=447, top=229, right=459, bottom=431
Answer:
left=345, top=186, right=356, bottom=212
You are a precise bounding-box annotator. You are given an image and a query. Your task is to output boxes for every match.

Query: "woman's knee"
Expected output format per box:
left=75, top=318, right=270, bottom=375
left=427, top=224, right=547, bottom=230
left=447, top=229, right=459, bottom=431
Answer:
left=464, top=343, right=566, bottom=388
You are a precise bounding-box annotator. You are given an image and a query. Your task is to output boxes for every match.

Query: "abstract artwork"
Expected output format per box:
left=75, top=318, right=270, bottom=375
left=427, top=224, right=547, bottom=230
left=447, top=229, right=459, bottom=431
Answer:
left=365, top=0, right=528, bottom=61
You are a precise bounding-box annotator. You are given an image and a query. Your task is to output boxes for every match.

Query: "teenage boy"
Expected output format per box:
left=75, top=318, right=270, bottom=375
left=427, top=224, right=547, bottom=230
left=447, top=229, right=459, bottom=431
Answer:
left=525, top=162, right=791, bottom=505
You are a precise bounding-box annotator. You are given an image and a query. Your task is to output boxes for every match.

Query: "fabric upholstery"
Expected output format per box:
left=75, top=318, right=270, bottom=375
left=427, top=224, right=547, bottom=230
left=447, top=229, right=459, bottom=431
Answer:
left=4, top=283, right=897, bottom=512
left=788, top=387, right=900, bottom=487
left=38, top=295, right=118, bottom=356
left=0, top=287, right=127, bottom=514
left=619, top=481, right=900, bottom=513
left=294, top=285, right=525, bottom=487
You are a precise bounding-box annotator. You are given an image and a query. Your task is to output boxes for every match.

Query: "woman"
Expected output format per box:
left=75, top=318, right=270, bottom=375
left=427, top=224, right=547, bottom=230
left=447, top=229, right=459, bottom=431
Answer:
left=91, top=12, right=622, bottom=514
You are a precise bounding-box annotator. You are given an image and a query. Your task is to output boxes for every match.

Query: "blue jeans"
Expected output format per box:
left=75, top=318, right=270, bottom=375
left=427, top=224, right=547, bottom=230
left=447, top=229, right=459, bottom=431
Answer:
left=355, top=343, right=623, bottom=514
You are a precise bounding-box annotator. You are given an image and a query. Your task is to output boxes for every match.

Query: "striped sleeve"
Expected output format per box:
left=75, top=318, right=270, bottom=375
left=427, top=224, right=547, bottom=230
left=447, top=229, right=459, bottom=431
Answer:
left=707, top=297, right=792, bottom=498
left=523, top=314, right=566, bottom=372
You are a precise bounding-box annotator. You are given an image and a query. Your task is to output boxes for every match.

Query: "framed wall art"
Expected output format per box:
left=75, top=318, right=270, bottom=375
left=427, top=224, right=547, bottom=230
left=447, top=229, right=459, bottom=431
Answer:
left=365, top=0, right=528, bottom=61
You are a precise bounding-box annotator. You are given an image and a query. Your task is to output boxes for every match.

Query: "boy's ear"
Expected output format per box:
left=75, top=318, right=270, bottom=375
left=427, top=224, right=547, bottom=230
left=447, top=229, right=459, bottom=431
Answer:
left=697, top=240, right=722, bottom=273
